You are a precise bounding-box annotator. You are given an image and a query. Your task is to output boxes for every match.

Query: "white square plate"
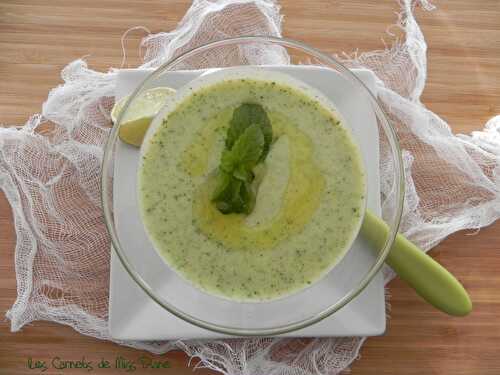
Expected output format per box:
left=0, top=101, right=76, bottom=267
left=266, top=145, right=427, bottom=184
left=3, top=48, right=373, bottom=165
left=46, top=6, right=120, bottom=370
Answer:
left=109, top=66, right=385, bottom=340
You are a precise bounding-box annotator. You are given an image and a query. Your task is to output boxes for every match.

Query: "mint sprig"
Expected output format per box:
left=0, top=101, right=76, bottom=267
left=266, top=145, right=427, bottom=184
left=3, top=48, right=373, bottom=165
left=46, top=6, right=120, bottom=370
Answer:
left=212, top=103, right=272, bottom=214
left=226, top=103, right=272, bottom=162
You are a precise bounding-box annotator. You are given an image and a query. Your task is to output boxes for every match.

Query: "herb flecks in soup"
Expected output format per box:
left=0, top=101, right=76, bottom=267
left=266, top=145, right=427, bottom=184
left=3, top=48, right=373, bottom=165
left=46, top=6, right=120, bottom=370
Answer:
left=140, top=76, right=365, bottom=301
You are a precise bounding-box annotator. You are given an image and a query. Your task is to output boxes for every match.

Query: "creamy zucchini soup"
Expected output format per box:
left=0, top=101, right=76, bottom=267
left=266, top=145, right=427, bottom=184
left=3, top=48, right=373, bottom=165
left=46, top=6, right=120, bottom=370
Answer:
left=139, top=72, right=366, bottom=301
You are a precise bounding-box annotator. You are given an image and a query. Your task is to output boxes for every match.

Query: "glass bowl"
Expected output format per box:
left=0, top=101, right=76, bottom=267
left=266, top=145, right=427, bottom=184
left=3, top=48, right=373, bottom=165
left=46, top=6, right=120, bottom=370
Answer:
left=102, top=36, right=404, bottom=336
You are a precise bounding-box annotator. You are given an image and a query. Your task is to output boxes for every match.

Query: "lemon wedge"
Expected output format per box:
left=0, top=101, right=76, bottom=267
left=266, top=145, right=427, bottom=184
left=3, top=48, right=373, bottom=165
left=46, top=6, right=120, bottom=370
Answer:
left=112, top=87, right=176, bottom=146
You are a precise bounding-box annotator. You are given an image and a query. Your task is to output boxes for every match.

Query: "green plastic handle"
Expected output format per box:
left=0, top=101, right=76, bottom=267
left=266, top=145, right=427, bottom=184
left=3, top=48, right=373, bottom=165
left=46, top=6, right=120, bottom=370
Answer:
left=361, top=210, right=472, bottom=316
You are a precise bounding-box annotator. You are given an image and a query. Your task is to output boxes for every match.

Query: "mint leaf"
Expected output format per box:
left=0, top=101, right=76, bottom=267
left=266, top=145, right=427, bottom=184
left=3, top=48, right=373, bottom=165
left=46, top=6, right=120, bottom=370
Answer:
left=211, top=170, right=231, bottom=202
left=213, top=176, right=240, bottom=214
left=219, top=124, right=264, bottom=177
left=241, top=181, right=256, bottom=214
left=214, top=178, right=254, bottom=214
left=211, top=103, right=272, bottom=215
left=220, top=149, right=237, bottom=173
left=227, top=103, right=272, bottom=161
left=230, top=124, right=264, bottom=169
left=233, top=164, right=253, bottom=182
left=229, top=179, right=245, bottom=212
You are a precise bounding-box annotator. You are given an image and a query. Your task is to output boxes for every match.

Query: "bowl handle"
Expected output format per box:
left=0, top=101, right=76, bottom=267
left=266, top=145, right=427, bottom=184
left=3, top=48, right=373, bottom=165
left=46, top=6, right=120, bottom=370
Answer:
left=362, top=210, right=472, bottom=317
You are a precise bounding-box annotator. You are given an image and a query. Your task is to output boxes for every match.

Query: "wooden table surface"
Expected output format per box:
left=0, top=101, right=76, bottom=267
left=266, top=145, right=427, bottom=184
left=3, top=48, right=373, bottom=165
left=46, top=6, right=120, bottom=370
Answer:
left=1, top=1, right=499, bottom=374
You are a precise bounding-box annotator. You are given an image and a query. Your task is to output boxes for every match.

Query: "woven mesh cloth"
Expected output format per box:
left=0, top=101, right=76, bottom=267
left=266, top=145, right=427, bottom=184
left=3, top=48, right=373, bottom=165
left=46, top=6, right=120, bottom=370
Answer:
left=2, top=0, right=499, bottom=374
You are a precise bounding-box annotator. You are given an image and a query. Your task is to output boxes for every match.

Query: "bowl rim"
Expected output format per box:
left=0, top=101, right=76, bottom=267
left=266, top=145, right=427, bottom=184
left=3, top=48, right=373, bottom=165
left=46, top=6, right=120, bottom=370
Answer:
left=101, top=35, right=405, bottom=336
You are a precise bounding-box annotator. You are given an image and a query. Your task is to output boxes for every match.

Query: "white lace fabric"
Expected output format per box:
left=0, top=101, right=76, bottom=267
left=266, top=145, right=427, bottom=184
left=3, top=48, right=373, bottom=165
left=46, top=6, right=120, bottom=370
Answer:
left=2, top=0, right=499, bottom=374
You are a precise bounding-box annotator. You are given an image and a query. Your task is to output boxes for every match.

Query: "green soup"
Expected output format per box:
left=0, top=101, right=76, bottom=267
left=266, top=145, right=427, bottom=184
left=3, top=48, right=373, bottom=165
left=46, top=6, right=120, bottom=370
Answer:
left=139, top=76, right=365, bottom=301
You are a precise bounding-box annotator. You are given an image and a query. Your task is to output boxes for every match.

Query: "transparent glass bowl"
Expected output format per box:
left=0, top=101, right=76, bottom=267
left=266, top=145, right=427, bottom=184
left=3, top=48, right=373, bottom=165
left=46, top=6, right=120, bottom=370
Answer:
left=102, top=36, right=404, bottom=336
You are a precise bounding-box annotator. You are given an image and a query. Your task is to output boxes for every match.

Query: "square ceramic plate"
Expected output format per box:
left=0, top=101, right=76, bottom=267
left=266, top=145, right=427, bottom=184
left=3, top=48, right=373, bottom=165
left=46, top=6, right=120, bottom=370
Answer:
left=109, top=66, right=385, bottom=340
